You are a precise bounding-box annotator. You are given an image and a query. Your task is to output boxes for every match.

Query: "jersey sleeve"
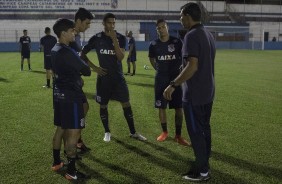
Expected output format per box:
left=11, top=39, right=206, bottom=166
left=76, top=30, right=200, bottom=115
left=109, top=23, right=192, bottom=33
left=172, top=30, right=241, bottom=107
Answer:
left=183, top=33, right=199, bottom=59
left=119, top=35, right=126, bottom=49
left=82, top=35, right=96, bottom=54
left=148, top=41, right=155, bottom=58
left=65, top=49, right=91, bottom=76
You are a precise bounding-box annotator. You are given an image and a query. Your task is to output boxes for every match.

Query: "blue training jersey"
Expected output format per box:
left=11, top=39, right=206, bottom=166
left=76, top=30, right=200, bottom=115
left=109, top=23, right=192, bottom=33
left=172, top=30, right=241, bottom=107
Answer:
left=40, top=35, right=57, bottom=56
left=128, top=36, right=136, bottom=57
left=19, top=36, right=31, bottom=51
left=148, top=36, right=182, bottom=77
left=82, top=31, right=126, bottom=76
left=51, top=43, right=91, bottom=101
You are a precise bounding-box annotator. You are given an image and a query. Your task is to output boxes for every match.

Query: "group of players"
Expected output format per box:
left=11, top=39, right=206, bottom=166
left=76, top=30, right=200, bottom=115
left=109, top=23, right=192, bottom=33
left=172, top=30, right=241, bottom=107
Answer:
left=35, top=2, right=215, bottom=182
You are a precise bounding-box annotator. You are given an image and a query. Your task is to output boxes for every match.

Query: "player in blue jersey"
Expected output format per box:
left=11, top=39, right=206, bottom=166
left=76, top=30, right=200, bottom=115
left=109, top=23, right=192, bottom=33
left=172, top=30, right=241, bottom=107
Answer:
left=163, top=3, right=216, bottom=181
left=81, top=13, right=146, bottom=142
left=40, top=27, right=57, bottom=88
left=69, top=7, right=99, bottom=155
left=149, top=19, right=190, bottom=146
left=51, top=18, right=91, bottom=180
left=125, top=31, right=137, bottom=76
left=19, top=29, right=31, bottom=71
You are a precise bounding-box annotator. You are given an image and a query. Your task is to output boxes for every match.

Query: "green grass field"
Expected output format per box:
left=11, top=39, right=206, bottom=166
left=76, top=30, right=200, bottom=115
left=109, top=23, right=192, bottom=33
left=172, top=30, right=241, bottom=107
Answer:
left=0, top=50, right=281, bottom=184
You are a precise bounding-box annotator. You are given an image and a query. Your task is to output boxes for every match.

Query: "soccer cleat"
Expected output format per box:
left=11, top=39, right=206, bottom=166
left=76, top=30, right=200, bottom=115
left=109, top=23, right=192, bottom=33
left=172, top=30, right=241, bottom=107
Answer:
left=51, top=162, right=64, bottom=171
left=103, top=132, right=111, bottom=142
left=182, top=170, right=211, bottom=182
left=29, top=68, right=32, bottom=71
left=42, top=85, right=51, bottom=88
left=157, top=132, right=168, bottom=142
left=130, top=133, right=147, bottom=141
left=65, top=170, right=88, bottom=180
left=174, top=135, right=191, bottom=146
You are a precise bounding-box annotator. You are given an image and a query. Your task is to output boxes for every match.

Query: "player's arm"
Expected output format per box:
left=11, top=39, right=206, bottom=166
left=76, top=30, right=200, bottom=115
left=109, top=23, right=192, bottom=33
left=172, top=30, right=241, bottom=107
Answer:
left=81, top=37, right=107, bottom=76
left=127, top=43, right=133, bottom=58
left=108, top=31, right=125, bottom=61
left=149, top=58, right=157, bottom=70
left=163, top=57, right=198, bottom=101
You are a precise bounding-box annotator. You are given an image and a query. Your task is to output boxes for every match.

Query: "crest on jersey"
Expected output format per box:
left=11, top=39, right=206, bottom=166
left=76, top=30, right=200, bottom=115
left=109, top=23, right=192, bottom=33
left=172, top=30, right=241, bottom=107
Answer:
left=155, top=100, right=162, bottom=107
left=168, top=44, right=175, bottom=52
left=111, top=0, right=118, bottom=9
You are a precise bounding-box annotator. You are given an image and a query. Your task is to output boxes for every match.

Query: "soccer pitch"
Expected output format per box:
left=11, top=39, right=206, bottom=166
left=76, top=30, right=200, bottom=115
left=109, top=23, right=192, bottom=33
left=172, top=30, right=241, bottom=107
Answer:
left=0, top=50, right=281, bottom=183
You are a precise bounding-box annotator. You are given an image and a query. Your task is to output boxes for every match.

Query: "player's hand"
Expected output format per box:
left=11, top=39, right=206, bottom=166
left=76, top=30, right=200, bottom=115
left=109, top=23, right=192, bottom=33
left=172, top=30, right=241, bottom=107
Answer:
left=108, top=30, right=117, bottom=40
left=93, top=66, right=107, bottom=76
left=163, top=85, right=175, bottom=101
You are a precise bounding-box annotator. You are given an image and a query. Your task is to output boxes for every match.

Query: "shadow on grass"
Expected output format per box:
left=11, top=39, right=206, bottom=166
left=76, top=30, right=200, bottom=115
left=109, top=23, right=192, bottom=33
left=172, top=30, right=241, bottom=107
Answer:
left=127, top=81, right=154, bottom=88
left=84, top=92, right=95, bottom=100
left=0, top=77, right=9, bottom=82
left=210, top=168, right=248, bottom=184
left=112, top=138, right=188, bottom=174
left=85, top=153, right=154, bottom=184
left=126, top=73, right=154, bottom=79
left=77, top=160, right=116, bottom=184
left=142, top=140, right=189, bottom=161
left=212, top=151, right=282, bottom=181
left=31, top=70, right=45, bottom=74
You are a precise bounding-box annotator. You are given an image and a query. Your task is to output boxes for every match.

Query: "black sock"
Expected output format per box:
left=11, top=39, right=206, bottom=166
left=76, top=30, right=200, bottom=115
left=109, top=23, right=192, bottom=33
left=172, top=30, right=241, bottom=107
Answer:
left=123, top=106, right=136, bottom=134
left=53, top=149, right=61, bottom=165
left=127, top=67, right=130, bottom=73
left=28, top=64, right=31, bottom=69
left=175, top=114, right=183, bottom=136
left=132, top=70, right=135, bottom=75
left=67, top=157, right=76, bottom=174
left=47, top=79, right=50, bottom=87
left=21, top=64, right=23, bottom=70
left=100, top=108, right=110, bottom=132
left=161, top=123, right=167, bottom=132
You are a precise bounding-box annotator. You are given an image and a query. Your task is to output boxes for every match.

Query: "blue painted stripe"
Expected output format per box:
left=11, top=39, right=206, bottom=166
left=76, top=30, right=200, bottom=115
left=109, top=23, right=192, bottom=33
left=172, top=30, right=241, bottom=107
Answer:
left=189, top=104, right=196, bottom=133
left=73, top=103, right=78, bottom=129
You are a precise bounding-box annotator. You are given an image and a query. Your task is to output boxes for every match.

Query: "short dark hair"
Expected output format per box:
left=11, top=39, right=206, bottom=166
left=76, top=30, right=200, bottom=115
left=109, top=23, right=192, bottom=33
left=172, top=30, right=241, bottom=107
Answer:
left=23, top=29, right=27, bottom=33
left=156, top=19, right=166, bottom=26
left=44, top=27, right=51, bottom=34
left=103, top=13, right=116, bottom=22
left=75, top=7, right=94, bottom=22
left=181, top=2, right=201, bottom=21
left=53, top=18, right=75, bottom=38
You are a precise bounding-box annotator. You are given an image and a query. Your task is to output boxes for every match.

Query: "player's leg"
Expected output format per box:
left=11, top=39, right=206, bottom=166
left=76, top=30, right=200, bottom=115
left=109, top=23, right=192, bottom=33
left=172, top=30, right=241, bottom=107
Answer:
left=121, top=101, right=147, bottom=141
left=44, top=56, right=52, bottom=88
left=20, top=55, right=24, bottom=71
left=96, top=77, right=111, bottom=141
left=52, top=101, right=65, bottom=171
left=125, top=58, right=131, bottom=75
left=62, top=101, right=87, bottom=180
left=131, top=61, right=136, bottom=76
left=52, top=126, right=65, bottom=171
left=182, top=102, right=211, bottom=180
left=157, top=108, right=169, bottom=141
left=155, top=76, right=169, bottom=141
left=27, top=51, right=31, bottom=70
left=64, top=129, right=88, bottom=180
left=174, top=108, right=190, bottom=146
left=77, top=96, right=91, bottom=153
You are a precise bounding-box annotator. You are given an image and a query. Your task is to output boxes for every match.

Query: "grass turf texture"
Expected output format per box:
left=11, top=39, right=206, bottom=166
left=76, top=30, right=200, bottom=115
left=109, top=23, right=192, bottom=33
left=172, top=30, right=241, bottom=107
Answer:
left=0, top=50, right=281, bottom=184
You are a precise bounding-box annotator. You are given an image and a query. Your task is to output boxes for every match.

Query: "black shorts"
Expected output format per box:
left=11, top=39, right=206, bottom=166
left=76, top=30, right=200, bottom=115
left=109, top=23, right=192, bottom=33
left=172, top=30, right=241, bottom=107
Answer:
left=54, top=100, right=85, bottom=129
left=155, top=76, right=182, bottom=109
left=95, top=75, right=129, bottom=105
left=21, top=51, right=30, bottom=59
left=44, top=56, right=52, bottom=70
left=127, top=55, right=136, bottom=62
